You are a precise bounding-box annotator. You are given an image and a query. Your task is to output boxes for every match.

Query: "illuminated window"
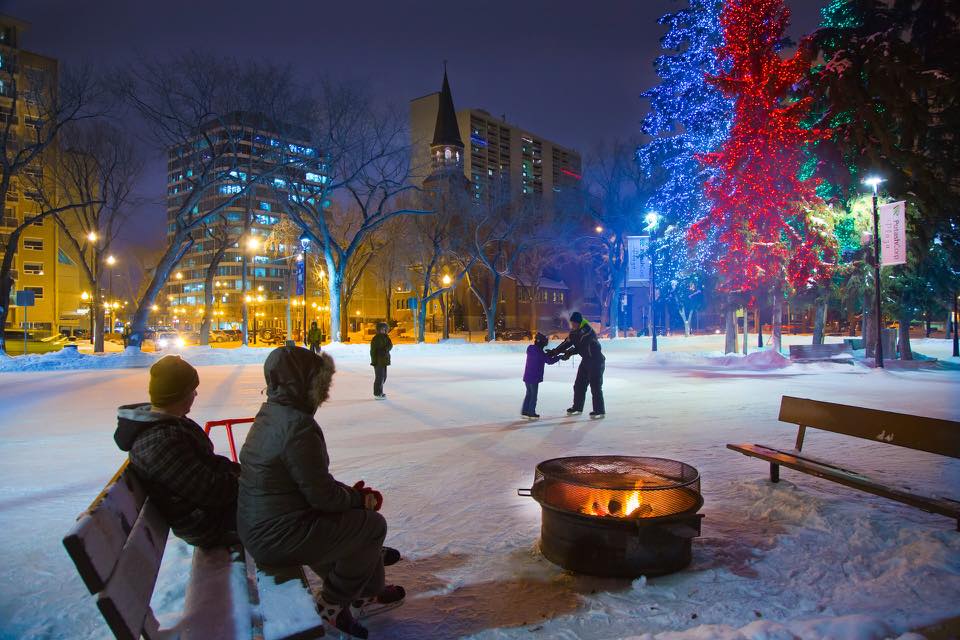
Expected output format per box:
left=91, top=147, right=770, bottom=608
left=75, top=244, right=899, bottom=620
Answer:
left=23, top=263, right=43, bottom=275
left=23, top=238, right=43, bottom=251
left=259, top=202, right=271, bottom=212
left=219, top=184, right=242, bottom=195
left=24, top=286, right=44, bottom=299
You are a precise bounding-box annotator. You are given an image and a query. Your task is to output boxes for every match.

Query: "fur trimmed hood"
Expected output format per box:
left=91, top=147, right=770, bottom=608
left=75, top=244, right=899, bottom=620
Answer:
left=263, top=346, right=335, bottom=415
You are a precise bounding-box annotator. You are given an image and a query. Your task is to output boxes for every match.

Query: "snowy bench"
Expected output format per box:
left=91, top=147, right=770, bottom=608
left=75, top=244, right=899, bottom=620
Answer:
left=727, top=396, right=960, bottom=530
left=788, top=343, right=853, bottom=363
left=62, top=462, right=326, bottom=639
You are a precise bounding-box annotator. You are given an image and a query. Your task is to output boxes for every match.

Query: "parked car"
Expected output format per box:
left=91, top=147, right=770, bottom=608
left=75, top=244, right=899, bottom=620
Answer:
left=258, top=328, right=286, bottom=345
left=155, top=332, right=185, bottom=350
left=2, top=330, right=63, bottom=354
left=496, top=327, right=532, bottom=341
left=209, top=330, right=231, bottom=343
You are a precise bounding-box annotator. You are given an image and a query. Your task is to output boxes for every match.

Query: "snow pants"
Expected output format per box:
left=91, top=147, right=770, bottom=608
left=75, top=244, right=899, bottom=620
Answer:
left=373, top=365, right=388, bottom=396
left=571, top=359, right=605, bottom=414
left=291, top=509, right=387, bottom=604
left=521, top=382, right=539, bottom=416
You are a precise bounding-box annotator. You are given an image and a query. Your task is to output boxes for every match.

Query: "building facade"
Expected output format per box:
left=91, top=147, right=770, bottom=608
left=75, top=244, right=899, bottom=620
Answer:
left=162, top=114, right=323, bottom=339
left=407, top=71, right=582, bottom=334
left=0, top=15, right=84, bottom=337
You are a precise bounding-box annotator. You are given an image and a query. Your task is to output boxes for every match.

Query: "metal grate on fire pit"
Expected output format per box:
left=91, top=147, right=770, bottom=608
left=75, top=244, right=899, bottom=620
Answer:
left=531, top=455, right=702, bottom=520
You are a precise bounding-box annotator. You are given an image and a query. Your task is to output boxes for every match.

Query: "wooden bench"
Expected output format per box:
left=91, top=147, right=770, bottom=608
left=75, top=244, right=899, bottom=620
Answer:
left=727, top=396, right=960, bottom=530
left=63, top=462, right=326, bottom=639
left=788, top=342, right=853, bottom=363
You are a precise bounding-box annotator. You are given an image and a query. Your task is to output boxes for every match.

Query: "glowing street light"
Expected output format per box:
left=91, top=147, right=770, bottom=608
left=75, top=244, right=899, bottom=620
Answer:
left=86, top=231, right=98, bottom=243
left=106, top=255, right=116, bottom=266
left=595, top=225, right=604, bottom=234
left=441, top=274, right=453, bottom=339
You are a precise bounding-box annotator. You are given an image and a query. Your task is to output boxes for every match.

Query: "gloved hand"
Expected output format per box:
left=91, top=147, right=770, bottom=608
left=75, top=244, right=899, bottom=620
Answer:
left=353, top=480, right=384, bottom=511
left=561, top=352, right=572, bottom=361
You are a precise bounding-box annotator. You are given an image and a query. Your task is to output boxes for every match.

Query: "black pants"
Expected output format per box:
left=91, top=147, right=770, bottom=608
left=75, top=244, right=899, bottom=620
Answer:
left=521, top=382, right=539, bottom=415
left=309, top=341, right=321, bottom=354
left=571, top=359, right=605, bottom=414
left=373, top=365, right=387, bottom=396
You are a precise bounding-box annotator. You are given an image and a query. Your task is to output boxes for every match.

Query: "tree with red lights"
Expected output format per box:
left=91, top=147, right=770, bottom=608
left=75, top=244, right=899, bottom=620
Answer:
left=691, top=0, right=837, bottom=351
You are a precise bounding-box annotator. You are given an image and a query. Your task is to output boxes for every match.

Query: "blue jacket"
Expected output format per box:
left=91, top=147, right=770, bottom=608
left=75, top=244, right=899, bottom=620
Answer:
left=524, top=345, right=560, bottom=383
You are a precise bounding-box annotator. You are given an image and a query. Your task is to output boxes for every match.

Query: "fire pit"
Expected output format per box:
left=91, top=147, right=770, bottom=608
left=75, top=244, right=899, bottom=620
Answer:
left=519, top=456, right=704, bottom=578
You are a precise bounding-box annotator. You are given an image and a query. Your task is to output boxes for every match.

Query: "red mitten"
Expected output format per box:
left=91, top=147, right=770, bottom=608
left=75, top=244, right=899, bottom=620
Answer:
left=368, top=489, right=383, bottom=511
left=353, top=480, right=366, bottom=490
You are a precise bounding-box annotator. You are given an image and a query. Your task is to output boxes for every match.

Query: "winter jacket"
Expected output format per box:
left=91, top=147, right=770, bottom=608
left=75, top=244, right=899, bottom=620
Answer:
left=523, top=344, right=560, bottom=384
left=114, top=404, right=240, bottom=547
left=238, top=347, right=363, bottom=561
left=306, top=326, right=323, bottom=345
left=370, top=333, right=392, bottom=367
left=552, top=322, right=605, bottom=365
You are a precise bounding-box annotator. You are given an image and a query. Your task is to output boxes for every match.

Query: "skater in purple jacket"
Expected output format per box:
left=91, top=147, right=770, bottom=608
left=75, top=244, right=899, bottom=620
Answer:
left=522, top=333, right=561, bottom=419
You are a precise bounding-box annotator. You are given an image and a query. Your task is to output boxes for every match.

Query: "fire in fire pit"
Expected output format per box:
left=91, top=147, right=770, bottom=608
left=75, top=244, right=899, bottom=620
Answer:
left=519, top=456, right=704, bottom=577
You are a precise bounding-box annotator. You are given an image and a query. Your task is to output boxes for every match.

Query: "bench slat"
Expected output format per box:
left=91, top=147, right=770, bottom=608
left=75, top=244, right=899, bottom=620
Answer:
left=728, top=443, right=960, bottom=519
left=779, top=396, right=960, bottom=458
left=63, top=463, right=147, bottom=594
left=251, top=561, right=325, bottom=640
left=180, top=546, right=252, bottom=640
left=96, top=499, right=170, bottom=640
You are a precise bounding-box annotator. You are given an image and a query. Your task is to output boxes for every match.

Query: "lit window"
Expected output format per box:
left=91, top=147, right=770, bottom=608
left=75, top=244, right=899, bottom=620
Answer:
left=24, top=286, right=44, bottom=299
left=219, top=184, right=242, bottom=195
left=23, top=263, right=43, bottom=275
left=23, top=238, right=43, bottom=251
left=259, top=202, right=271, bottom=212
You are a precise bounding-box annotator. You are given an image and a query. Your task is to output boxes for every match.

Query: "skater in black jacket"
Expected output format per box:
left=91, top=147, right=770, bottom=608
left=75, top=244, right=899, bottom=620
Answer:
left=548, top=312, right=606, bottom=418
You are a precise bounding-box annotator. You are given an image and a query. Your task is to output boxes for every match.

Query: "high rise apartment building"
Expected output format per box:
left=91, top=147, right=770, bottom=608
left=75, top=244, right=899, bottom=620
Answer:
left=162, top=114, right=323, bottom=334
left=410, top=78, right=582, bottom=205
left=0, top=15, right=83, bottom=335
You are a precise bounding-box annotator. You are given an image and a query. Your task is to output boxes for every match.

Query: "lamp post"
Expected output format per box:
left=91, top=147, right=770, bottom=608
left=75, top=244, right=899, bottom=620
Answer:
left=244, top=236, right=260, bottom=346
left=299, top=232, right=310, bottom=347
left=442, top=273, right=452, bottom=340
left=864, top=176, right=885, bottom=368
left=645, top=211, right=660, bottom=352
left=953, top=293, right=959, bottom=358
left=81, top=291, right=93, bottom=344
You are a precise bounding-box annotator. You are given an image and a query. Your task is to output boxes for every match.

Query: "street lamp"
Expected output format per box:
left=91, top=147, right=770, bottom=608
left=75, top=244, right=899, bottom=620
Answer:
left=81, top=291, right=93, bottom=344
left=863, top=175, right=885, bottom=368
left=106, top=255, right=117, bottom=303
left=299, top=232, right=311, bottom=346
left=645, top=211, right=660, bottom=352
left=442, top=273, right=452, bottom=340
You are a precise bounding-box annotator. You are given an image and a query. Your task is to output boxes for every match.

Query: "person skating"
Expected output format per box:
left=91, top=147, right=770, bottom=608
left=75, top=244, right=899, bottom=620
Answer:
left=521, top=332, right=560, bottom=419
left=370, top=322, right=392, bottom=399
left=237, top=346, right=403, bottom=639
left=548, top=312, right=606, bottom=418
left=306, top=321, right=323, bottom=354
left=114, top=355, right=240, bottom=548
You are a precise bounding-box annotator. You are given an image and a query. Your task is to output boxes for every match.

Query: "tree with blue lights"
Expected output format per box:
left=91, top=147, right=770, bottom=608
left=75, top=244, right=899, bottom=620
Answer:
left=636, top=0, right=733, bottom=336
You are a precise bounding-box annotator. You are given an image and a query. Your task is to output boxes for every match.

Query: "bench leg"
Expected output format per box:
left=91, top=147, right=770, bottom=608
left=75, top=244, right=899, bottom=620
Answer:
left=770, top=463, right=780, bottom=483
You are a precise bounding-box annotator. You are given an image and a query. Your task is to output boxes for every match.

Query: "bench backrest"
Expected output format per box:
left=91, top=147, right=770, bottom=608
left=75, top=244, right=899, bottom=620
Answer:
left=63, top=462, right=170, bottom=640
left=779, top=395, right=960, bottom=459
left=788, top=343, right=852, bottom=357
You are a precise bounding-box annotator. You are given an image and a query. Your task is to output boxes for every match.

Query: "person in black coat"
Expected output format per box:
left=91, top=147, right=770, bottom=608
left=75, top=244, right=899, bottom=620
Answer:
left=238, top=346, right=404, bottom=638
left=548, top=312, right=606, bottom=418
left=114, top=355, right=240, bottom=548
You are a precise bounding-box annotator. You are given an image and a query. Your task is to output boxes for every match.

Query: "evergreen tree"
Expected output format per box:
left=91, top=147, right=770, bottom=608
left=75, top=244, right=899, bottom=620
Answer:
left=691, top=0, right=838, bottom=350
left=637, top=0, right=733, bottom=317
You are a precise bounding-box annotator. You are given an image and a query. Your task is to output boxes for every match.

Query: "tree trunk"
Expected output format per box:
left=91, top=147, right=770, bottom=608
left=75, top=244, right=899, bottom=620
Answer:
left=772, top=294, right=783, bottom=353
left=898, top=311, right=913, bottom=360
left=529, top=287, right=539, bottom=334
left=681, top=306, right=693, bottom=337
left=812, top=298, right=828, bottom=346
left=127, top=237, right=191, bottom=350
left=417, top=299, right=428, bottom=343
left=0, top=224, right=26, bottom=355
left=746, top=309, right=753, bottom=354
left=385, top=290, right=393, bottom=326
left=609, top=284, right=621, bottom=339
left=199, top=248, right=226, bottom=346
left=724, top=308, right=737, bottom=354
left=93, top=295, right=105, bottom=353
left=327, top=261, right=343, bottom=343
left=864, top=303, right=875, bottom=358
left=756, top=308, right=763, bottom=348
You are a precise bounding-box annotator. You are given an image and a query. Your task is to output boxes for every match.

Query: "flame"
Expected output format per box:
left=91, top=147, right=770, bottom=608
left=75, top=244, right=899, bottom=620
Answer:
left=579, top=483, right=652, bottom=518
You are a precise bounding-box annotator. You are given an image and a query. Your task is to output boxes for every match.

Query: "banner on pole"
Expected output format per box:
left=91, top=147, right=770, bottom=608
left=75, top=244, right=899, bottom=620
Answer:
left=295, top=260, right=305, bottom=296
left=626, top=235, right=650, bottom=286
left=879, top=200, right=907, bottom=266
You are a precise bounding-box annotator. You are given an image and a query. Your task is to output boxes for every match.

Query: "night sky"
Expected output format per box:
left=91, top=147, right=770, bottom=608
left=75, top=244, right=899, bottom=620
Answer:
left=1, top=0, right=824, bottom=253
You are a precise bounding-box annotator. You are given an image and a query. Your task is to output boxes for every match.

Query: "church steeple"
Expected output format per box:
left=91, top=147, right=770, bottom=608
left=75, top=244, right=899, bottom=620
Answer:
left=430, top=65, right=463, bottom=172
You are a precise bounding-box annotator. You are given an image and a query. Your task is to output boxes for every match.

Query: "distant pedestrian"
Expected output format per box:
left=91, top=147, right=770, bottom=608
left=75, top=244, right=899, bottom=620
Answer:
left=370, top=322, right=392, bottom=399
left=521, top=332, right=560, bottom=420
left=548, top=312, right=606, bottom=419
left=306, top=321, right=323, bottom=354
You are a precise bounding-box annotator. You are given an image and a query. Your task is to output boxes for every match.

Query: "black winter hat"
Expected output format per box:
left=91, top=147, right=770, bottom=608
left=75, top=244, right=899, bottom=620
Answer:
left=570, top=311, right=583, bottom=325
left=534, top=332, right=548, bottom=347
left=149, top=355, right=199, bottom=406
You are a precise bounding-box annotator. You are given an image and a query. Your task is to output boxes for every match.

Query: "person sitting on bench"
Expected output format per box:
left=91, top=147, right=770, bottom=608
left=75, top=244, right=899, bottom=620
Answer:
left=114, top=354, right=240, bottom=548
left=238, top=346, right=404, bottom=639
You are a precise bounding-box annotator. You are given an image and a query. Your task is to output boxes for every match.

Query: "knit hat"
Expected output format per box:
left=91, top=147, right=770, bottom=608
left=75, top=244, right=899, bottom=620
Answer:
left=569, top=312, right=583, bottom=325
left=149, top=355, right=200, bottom=406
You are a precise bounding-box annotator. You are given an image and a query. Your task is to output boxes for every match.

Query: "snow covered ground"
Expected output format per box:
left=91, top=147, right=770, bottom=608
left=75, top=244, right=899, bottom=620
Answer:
left=0, top=337, right=958, bottom=639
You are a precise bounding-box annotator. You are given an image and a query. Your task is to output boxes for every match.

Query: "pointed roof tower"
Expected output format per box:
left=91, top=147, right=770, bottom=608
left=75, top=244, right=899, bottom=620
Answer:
left=431, top=66, right=463, bottom=149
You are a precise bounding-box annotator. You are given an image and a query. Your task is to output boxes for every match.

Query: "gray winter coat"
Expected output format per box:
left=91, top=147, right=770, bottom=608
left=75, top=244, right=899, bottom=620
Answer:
left=237, top=347, right=363, bottom=561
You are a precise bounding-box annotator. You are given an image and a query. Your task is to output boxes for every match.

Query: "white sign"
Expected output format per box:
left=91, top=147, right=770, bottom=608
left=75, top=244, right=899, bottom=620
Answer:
left=626, top=235, right=651, bottom=285
left=879, top=200, right=907, bottom=266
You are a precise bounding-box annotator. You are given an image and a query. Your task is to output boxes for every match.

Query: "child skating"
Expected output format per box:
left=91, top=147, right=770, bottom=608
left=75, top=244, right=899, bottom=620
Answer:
left=522, top=332, right=560, bottom=419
